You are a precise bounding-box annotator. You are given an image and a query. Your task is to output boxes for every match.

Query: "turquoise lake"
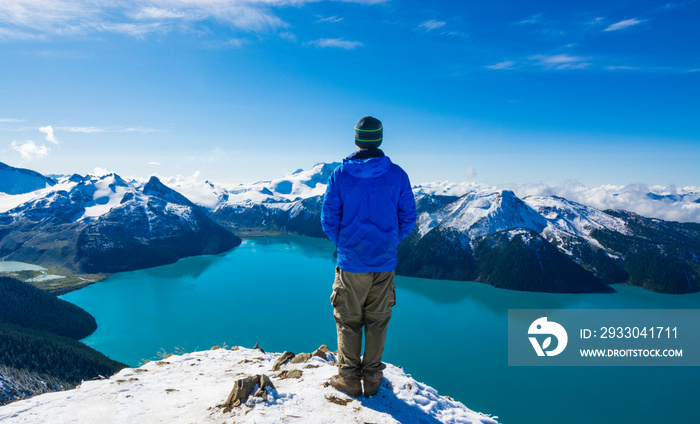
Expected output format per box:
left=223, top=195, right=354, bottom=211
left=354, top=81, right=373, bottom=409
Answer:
left=62, top=235, right=700, bottom=424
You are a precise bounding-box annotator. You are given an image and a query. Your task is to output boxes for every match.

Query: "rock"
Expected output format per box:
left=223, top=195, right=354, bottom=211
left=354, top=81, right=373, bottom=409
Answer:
left=272, top=351, right=296, bottom=371
left=253, top=343, right=265, bottom=353
left=210, top=345, right=222, bottom=350
left=325, top=395, right=352, bottom=406
left=276, top=369, right=303, bottom=380
left=290, top=353, right=311, bottom=364
left=312, top=345, right=331, bottom=360
left=222, top=374, right=275, bottom=412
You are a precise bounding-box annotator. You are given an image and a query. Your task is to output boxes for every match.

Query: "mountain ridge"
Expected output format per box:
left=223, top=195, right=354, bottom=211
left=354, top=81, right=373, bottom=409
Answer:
left=0, top=164, right=241, bottom=277
left=167, top=162, right=698, bottom=294
left=1, top=161, right=698, bottom=293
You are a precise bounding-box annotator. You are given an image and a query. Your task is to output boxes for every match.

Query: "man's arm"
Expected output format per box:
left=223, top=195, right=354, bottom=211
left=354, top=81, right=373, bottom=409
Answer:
left=397, top=172, right=416, bottom=241
left=321, top=172, right=342, bottom=246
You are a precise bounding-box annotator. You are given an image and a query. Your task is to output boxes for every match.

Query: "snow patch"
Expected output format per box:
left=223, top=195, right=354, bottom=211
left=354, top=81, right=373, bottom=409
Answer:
left=0, top=178, right=78, bottom=214
left=164, top=162, right=340, bottom=211
left=0, top=347, right=498, bottom=424
left=79, top=176, right=129, bottom=220
left=523, top=195, right=631, bottom=249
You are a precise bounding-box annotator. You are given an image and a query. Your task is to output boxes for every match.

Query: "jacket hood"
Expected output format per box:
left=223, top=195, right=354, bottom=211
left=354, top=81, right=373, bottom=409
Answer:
left=341, top=156, right=393, bottom=179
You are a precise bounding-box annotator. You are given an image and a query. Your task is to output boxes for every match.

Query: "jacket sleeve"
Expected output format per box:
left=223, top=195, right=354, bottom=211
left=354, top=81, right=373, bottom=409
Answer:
left=397, top=171, right=417, bottom=241
left=321, top=172, right=342, bottom=246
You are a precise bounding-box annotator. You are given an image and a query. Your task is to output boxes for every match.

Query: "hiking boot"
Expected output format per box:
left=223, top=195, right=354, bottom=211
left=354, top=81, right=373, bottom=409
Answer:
left=330, top=374, right=362, bottom=397
left=363, top=374, right=383, bottom=397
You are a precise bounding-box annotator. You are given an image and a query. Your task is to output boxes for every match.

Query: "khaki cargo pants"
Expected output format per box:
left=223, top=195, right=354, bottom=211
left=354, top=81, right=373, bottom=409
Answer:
left=330, top=267, right=396, bottom=380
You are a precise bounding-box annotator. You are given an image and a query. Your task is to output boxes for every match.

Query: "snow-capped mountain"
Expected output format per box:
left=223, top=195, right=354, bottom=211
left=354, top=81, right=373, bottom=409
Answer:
left=169, top=162, right=340, bottom=208
left=1, top=161, right=697, bottom=293
left=0, top=162, right=55, bottom=196
left=0, top=346, right=499, bottom=424
left=163, top=163, right=698, bottom=294
left=402, top=188, right=699, bottom=293
left=417, top=190, right=548, bottom=240
left=164, top=162, right=340, bottom=238
left=0, top=164, right=240, bottom=275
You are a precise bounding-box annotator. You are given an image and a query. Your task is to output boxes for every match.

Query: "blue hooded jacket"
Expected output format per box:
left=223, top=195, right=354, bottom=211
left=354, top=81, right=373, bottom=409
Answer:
left=321, top=153, right=416, bottom=273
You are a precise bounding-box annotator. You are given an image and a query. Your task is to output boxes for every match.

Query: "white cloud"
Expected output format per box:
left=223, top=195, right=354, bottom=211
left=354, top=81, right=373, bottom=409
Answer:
left=57, top=126, right=105, bottom=133
left=0, top=0, right=299, bottom=39
left=0, top=1, right=390, bottom=40
left=486, top=60, right=516, bottom=70
left=588, top=17, right=605, bottom=26
left=279, top=31, right=297, bottom=42
left=131, top=7, right=195, bottom=21
left=98, top=21, right=167, bottom=38
left=10, top=140, right=50, bottom=160
left=604, top=18, right=643, bottom=32
left=149, top=161, right=161, bottom=166
left=39, top=125, right=58, bottom=144
left=465, top=167, right=477, bottom=178
left=0, top=26, right=46, bottom=40
left=305, top=38, right=363, bottom=49
left=529, top=54, right=591, bottom=70
left=91, top=167, right=110, bottom=176
left=433, top=180, right=700, bottom=223
left=159, top=170, right=202, bottom=187
left=0, top=118, right=25, bottom=123
left=209, top=38, right=247, bottom=48
left=316, top=15, right=343, bottom=24
left=418, top=19, right=446, bottom=32
left=605, top=65, right=639, bottom=71
left=517, top=14, right=542, bottom=25
left=509, top=181, right=700, bottom=223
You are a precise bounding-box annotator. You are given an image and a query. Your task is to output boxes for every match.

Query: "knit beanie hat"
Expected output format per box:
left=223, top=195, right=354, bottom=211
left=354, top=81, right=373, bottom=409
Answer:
left=354, top=116, right=383, bottom=149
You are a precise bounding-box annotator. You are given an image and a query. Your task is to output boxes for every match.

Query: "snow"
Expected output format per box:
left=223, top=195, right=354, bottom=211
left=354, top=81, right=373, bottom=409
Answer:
left=79, top=176, right=129, bottom=220
left=161, top=180, right=225, bottom=210
left=0, top=192, right=39, bottom=214
left=415, top=189, right=636, bottom=255
left=523, top=195, right=631, bottom=250
left=422, top=190, right=547, bottom=239
left=0, top=164, right=54, bottom=195
left=0, top=347, right=498, bottom=424
left=165, top=163, right=340, bottom=212
left=0, top=179, right=77, bottom=214
left=0, top=172, right=205, bottom=228
left=164, top=203, right=195, bottom=222
left=524, top=196, right=629, bottom=235
left=412, top=181, right=487, bottom=198
left=26, top=274, right=66, bottom=282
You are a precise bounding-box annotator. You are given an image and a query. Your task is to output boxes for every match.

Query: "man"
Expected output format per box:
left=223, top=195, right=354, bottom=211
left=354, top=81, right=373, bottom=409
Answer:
left=321, top=116, right=416, bottom=397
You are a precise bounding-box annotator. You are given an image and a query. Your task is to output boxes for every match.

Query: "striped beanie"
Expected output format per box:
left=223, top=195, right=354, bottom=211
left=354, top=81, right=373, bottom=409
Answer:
left=354, top=116, right=383, bottom=149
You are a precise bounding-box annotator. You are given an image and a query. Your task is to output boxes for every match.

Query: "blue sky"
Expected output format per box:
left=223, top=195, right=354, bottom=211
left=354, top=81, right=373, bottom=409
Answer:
left=0, top=0, right=698, bottom=187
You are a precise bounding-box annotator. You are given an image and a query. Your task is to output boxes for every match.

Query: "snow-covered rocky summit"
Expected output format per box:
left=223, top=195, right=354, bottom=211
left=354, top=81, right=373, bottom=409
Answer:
left=163, top=162, right=340, bottom=237
left=0, top=162, right=56, bottom=196
left=0, top=345, right=498, bottom=424
left=162, top=163, right=699, bottom=294
left=0, top=168, right=240, bottom=275
left=401, top=186, right=700, bottom=293
left=169, top=162, right=341, bottom=210
left=1, top=161, right=697, bottom=293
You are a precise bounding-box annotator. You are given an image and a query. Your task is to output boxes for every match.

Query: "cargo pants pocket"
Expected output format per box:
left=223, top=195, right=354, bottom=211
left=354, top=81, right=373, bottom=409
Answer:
left=330, top=267, right=344, bottom=308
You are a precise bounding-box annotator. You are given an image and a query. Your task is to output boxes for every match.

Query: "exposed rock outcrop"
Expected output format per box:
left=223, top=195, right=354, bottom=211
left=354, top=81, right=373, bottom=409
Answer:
left=222, top=374, right=275, bottom=411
